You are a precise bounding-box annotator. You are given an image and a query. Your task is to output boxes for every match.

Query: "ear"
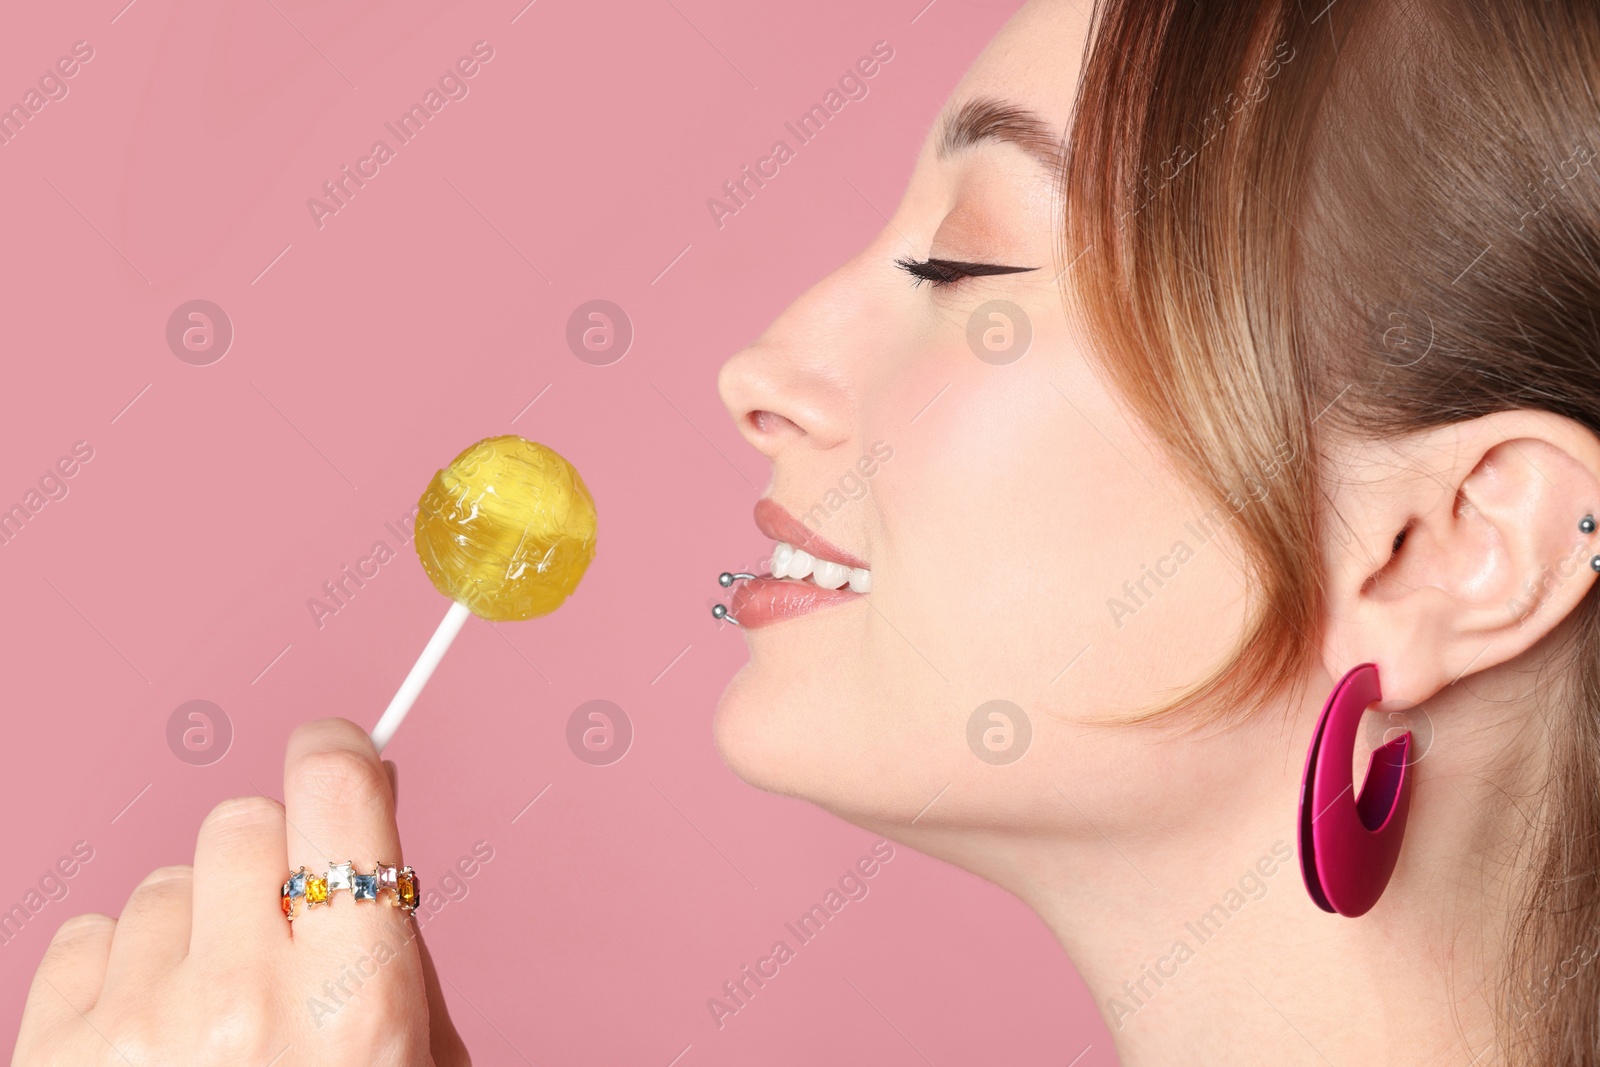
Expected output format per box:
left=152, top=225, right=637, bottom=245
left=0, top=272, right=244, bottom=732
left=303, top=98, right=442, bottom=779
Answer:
left=1320, top=410, right=1600, bottom=709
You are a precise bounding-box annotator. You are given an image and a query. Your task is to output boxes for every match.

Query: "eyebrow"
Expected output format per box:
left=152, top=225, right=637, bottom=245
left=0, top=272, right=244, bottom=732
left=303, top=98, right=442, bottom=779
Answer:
left=936, top=97, right=1065, bottom=175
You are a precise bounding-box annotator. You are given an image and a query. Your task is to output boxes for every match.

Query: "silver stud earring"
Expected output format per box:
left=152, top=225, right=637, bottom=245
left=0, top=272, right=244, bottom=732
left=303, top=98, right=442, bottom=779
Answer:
left=1582, top=515, right=1596, bottom=534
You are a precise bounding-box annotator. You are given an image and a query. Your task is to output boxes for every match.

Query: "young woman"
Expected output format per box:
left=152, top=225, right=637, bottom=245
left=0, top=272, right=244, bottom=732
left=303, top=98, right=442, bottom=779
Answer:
left=16, top=0, right=1600, bottom=1063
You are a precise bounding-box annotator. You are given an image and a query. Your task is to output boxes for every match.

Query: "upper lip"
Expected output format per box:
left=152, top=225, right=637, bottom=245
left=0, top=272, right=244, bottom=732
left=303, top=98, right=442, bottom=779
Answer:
left=753, top=498, right=870, bottom=571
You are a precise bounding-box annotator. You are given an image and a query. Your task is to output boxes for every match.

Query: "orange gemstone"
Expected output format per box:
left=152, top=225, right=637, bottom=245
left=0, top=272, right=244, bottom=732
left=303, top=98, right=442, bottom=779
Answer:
left=306, top=876, right=329, bottom=904
left=281, top=893, right=293, bottom=917
left=397, top=870, right=417, bottom=909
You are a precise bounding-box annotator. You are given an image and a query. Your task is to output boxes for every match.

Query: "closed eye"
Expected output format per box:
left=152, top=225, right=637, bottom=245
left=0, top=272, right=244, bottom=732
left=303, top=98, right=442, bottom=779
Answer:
left=895, top=257, right=1039, bottom=288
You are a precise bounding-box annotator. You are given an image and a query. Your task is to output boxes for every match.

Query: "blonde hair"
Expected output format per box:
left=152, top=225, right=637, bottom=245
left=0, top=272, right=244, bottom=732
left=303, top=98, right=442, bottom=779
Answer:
left=1062, top=0, right=1600, bottom=1060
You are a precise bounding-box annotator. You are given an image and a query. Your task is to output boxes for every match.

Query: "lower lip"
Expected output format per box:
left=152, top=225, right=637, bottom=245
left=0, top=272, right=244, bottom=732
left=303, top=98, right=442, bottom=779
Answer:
left=729, top=576, right=862, bottom=630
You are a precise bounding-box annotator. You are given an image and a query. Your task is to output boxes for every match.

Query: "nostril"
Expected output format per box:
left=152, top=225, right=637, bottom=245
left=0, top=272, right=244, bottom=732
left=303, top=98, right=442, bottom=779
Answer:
left=749, top=410, right=802, bottom=436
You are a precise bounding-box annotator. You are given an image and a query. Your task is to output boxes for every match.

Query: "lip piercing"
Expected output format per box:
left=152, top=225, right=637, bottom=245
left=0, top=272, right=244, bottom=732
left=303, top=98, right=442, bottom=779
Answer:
left=712, top=572, right=757, bottom=625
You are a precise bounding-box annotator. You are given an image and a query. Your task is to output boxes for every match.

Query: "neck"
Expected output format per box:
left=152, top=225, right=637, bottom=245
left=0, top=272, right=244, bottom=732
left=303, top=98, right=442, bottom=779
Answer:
left=1023, top=799, right=1508, bottom=1066
left=871, top=678, right=1537, bottom=1066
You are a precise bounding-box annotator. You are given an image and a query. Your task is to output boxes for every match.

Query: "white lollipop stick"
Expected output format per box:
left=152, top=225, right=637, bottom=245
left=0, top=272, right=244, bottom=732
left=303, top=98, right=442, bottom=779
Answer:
left=371, top=599, right=473, bottom=753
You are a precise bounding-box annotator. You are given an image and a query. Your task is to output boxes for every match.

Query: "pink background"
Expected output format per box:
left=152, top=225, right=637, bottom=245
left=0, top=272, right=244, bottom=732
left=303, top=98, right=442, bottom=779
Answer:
left=0, top=0, right=1114, bottom=1062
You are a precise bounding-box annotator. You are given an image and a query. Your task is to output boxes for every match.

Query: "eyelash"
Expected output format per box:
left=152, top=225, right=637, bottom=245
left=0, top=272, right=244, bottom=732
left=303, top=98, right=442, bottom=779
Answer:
left=894, top=257, right=1038, bottom=288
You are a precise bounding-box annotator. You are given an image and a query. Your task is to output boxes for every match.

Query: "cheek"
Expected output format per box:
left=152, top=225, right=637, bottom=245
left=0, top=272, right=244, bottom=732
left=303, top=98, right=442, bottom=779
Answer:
left=869, top=322, right=1250, bottom=726
left=712, top=307, right=1254, bottom=826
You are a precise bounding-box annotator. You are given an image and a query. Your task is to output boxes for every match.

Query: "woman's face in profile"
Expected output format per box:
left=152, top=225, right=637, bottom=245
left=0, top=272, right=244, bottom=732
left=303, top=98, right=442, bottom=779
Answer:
left=714, top=0, right=1255, bottom=834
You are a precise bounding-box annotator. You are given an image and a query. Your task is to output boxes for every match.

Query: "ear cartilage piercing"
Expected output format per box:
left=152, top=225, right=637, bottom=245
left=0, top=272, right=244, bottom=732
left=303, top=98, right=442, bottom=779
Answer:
left=1590, top=556, right=1600, bottom=573
left=1581, top=515, right=1595, bottom=534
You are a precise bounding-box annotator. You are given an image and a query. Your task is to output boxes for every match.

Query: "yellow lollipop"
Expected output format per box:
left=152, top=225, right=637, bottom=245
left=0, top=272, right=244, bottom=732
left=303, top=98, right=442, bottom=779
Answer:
left=415, top=435, right=597, bottom=620
left=370, top=435, right=597, bottom=751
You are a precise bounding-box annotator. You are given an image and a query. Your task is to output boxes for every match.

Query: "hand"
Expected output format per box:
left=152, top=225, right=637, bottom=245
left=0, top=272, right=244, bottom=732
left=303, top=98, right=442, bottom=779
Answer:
left=11, top=719, right=470, bottom=1066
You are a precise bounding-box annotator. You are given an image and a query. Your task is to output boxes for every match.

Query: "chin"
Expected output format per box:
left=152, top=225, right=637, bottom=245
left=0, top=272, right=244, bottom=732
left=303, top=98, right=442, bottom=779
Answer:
left=710, top=661, right=873, bottom=815
left=711, top=657, right=838, bottom=803
left=713, top=649, right=955, bottom=829
left=712, top=601, right=858, bottom=787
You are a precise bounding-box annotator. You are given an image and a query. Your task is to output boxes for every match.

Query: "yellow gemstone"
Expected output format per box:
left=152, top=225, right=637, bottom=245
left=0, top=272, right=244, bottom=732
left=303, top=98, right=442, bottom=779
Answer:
left=306, top=875, right=328, bottom=904
left=413, top=436, right=598, bottom=621
left=397, top=870, right=417, bottom=909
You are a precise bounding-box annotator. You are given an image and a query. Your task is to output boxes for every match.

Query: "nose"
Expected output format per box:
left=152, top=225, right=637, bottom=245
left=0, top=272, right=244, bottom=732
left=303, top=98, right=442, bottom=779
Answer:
left=716, top=268, right=862, bottom=460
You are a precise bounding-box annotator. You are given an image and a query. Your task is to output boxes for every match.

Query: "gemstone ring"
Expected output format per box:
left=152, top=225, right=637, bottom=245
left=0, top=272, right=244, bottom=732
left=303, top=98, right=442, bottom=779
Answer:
left=281, top=861, right=418, bottom=921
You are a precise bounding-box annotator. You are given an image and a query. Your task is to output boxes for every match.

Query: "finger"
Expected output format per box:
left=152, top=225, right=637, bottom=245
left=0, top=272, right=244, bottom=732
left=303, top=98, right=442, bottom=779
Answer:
left=18, top=913, right=116, bottom=1038
left=417, top=927, right=471, bottom=1067
left=283, top=718, right=404, bottom=938
left=190, top=795, right=290, bottom=957
left=101, top=866, right=191, bottom=988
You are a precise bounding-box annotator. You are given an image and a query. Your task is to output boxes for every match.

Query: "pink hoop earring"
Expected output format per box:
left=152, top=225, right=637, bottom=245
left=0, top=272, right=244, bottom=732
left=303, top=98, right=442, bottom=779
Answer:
left=1297, top=662, right=1413, bottom=917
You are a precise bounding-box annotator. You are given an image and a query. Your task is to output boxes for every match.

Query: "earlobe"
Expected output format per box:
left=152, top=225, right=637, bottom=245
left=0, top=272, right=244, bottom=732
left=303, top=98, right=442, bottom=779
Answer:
left=1320, top=413, right=1600, bottom=707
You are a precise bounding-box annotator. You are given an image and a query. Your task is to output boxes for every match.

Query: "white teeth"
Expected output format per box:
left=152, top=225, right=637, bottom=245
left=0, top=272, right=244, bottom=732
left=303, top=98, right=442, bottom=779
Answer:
left=811, top=560, right=850, bottom=589
left=769, top=541, right=871, bottom=592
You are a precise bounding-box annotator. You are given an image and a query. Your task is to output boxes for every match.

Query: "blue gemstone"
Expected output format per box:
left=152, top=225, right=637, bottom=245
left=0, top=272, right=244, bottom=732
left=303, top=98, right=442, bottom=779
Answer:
left=353, top=874, right=378, bottom=901
left=287, top=871, right=307, bottom=897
